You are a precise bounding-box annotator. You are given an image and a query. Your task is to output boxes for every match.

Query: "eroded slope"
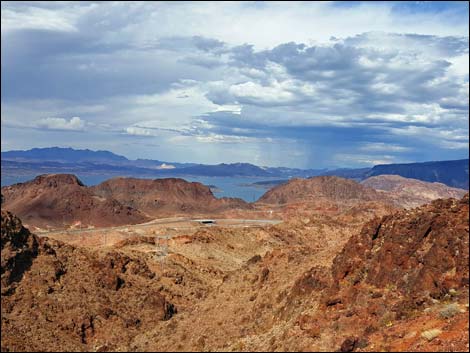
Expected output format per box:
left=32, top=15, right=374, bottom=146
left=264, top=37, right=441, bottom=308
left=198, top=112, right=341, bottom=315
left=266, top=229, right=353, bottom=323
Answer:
left=1, top=174, right=148, bottom=229
left=1, top=210, right=175, bottom=352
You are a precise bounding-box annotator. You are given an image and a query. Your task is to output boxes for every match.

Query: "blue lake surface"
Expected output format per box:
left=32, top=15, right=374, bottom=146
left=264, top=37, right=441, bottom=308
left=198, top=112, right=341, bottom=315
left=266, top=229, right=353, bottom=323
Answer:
left=1, top=173, right=279, bottom=202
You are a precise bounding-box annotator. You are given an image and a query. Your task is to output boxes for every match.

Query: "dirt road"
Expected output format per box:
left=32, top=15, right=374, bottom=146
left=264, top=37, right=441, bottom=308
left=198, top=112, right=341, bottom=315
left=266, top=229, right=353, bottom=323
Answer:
left=34, top=217, right=283, bottom=248
left=36, top=217, right=282, bottom=236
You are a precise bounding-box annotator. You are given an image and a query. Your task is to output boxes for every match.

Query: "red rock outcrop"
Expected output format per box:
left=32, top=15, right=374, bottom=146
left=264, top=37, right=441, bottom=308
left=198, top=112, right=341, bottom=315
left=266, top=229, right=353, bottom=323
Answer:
left=1, top=210, right=39, bottom=295
left=90, top=177, right=252, bottom=217
left=331, top=194, right=469, bottom=300
left=1, top=174, right=149, bottom=229
left=1, top=210, right=175, bottom=351
left=2, top=175, right=468, bottom=352
left=299, top=194, right=470, bottom=351
left=257, top=176, right=390, bottom=205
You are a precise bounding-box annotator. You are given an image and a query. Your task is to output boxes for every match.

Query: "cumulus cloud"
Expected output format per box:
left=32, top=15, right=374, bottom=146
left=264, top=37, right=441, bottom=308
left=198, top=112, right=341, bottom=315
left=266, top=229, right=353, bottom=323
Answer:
left=343, top=32, right=469, bottom=58
left=125, top=126, right=154, bottom=137
left=1, top=3, right=85, bottom=33
left=36, top=116, right=86, bottom=131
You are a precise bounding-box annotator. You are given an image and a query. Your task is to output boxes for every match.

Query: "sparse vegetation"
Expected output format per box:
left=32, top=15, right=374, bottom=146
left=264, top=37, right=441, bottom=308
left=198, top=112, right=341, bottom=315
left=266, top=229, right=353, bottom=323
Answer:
left=380, top=311, right=395, bottom=327
left=439, top=303, right=462, bottom=319
left=2, top=178, right=469, bottom=352
left=421, top=328, right=442, bottom=341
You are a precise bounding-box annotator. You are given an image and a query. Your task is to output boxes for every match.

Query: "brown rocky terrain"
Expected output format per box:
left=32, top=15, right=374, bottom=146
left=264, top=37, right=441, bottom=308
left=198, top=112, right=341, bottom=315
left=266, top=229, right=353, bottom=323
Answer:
left=1, top=174, right=149, bottom=229
left=121, top=194, right=468, bottom=352
left=90, top=177, right=252, bottom=217
left=1, top=175, right=252, bottom=230
left=3, top=174, right=464, bottom=231
left=297, top=194, right=470, bottom=352
left=257, top=176, right=391, bottom=206
left=1, top=210, right=175, bottom=352
left=1, top=174, right=468, bottom=352
left=362, top=174, right=468, bottom=209
left=0, top=193, right=396, bottom=352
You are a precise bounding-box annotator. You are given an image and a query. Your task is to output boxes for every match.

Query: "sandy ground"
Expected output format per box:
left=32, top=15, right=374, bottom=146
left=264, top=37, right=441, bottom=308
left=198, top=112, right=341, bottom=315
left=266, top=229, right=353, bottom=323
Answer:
left=35, top=217, right=283, bottom=248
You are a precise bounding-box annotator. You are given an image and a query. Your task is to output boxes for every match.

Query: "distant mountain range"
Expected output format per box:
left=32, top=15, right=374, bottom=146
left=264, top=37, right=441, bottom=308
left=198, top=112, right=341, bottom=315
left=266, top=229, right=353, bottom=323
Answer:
left=322, top=159, right=469, bottom=189
left=1, top=147, right=468, bottom=189
left=1, top=147, right=325, bottom=179
left=1, top=147, right=195, bottom=168
left=365, top=159, right=469, bottom=189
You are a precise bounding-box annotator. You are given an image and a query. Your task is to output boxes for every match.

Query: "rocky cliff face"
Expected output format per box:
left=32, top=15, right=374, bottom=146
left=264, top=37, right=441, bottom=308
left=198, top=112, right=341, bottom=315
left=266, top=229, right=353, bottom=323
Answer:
left=332, top=194, right=469, bottom=300
left=300, top=193, right=470, bottom=351
left=1, top=210, right=39, bottom=295
left=1, top=174, right=149, bottom=229
left=1, top=210, right=175, bottom=351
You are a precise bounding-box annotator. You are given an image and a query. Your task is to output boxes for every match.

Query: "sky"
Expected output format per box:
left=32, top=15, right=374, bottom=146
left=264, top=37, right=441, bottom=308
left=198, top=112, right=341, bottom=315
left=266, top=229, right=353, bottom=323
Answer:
left=1, top=1, right=469, bottom=168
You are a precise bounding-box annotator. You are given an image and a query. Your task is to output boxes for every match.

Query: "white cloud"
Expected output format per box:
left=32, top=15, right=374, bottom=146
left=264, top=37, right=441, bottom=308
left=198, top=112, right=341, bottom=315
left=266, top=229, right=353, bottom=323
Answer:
left=114, top=1, right=467, bottom=50
left=1, top=2, right=95, bottom=33
left=125, top=126, right=154, bottom=137
left=228, top=81, right=299, bottom=106
left=4, top=2, right=466, bottom=48
left=359, top=142, right=411, bottom=153
left=195, top=133, right=273, bottom=144
left=36, top=116, right=86, bottom=131
left=334, top=153, right=407, bottom=166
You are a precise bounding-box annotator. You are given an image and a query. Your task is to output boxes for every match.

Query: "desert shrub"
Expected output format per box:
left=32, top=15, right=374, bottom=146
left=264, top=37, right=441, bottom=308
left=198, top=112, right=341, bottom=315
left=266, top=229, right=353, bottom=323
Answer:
left=421, top=328, right=442, bottom=341
left=439, top=303, right=461, bottom=319
left=380, top=311, right=395, bottom=327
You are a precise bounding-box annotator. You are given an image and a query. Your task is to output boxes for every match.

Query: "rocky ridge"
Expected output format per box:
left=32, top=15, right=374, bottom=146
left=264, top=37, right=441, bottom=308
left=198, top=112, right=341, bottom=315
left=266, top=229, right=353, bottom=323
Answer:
left=1, top=210, right=175, bottom=351
left=362, top=174, right=467, bottom=208
left=256, top=175, right=390, bottom=205
left=90, top=177, right=251, bottom=217
left=1, top=174, right=148, bottom=229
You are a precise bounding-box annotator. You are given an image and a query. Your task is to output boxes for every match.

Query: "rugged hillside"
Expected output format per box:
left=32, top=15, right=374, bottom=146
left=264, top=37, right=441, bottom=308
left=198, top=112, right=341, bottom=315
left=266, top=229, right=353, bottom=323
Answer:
left=366, top=159, right=469, bottom=189
left=362, top=174, right=468, bottom=208
left=1, top=193, right=468, bottom=352
left=125, top=194, right=468, bottom=352
left=300, top=193, right=470, bottom=351
left=1, top=174, right=149, bottom=229
left=257, top=176, right=388, bottom=205
left=331, top=194, right=469, bottom=299
left=1, top=210, right=175, bottom=352
left=90, top=177, right=252, bottom=217
left=118, top=196, right=393, bottom=352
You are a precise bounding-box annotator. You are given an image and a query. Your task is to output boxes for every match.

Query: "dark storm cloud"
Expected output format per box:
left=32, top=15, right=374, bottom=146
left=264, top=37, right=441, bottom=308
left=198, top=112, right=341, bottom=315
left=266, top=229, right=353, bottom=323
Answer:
left=1, top=1, right=468, bottom=167
left=199, top=34, right=468, bottom=137
left=225, top=40, right=459, bottom=110
left=1, top=30, right=220, bottom=101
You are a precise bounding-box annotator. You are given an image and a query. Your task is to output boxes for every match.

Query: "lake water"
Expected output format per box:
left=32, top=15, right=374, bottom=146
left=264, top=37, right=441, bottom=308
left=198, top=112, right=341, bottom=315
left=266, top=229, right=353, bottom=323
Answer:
left=1, top=173, right=278, bottom=202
